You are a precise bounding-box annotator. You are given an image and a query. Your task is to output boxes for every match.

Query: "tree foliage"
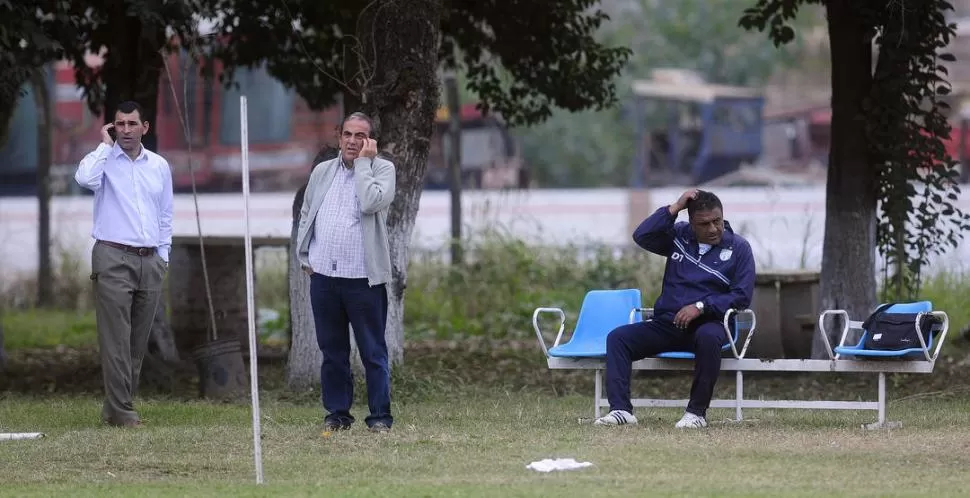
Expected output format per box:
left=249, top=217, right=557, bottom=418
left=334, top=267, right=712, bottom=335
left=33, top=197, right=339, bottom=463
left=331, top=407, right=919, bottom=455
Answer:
left=198, top=0, right=631, bottom=127
left=741, top=0, right=970, bottom=300
left=49, top=0, right=197, bottom=118
left=866, top=0, right=970, bottom=300
left=0, top=1, right=74, bottom=143
left=439, top=0, right=630, bottom=126
left=2, top=0, right=200, bottom=151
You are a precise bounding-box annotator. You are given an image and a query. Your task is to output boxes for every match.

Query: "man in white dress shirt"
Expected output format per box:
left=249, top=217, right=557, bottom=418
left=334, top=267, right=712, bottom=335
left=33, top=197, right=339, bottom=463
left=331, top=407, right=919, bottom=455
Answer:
left=75, top=100, right=173, bottom=428
left=296, top=112, right=396, bottom=433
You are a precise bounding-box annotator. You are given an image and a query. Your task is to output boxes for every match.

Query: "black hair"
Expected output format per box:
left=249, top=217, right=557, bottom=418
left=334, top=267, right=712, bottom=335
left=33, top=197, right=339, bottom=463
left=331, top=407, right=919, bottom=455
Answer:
left=686, top=190, right=723, bottom=219
left=115, top=100, right=145, bottom=121
left=341, top=111, right=375, bottom=137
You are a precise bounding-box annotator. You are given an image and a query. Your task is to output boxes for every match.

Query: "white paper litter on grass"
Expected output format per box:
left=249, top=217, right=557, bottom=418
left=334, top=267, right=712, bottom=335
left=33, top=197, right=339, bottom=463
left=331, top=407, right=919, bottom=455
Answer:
left=526, top=458, right=593, bottom=472
left=0, top=433, right=45, bottom=441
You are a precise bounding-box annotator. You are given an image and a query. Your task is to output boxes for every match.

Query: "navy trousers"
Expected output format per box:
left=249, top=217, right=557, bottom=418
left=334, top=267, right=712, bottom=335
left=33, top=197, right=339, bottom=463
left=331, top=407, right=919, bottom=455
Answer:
left=605, top=317, right=727, bottom=417
left=309, top=274, right=392, bottom=428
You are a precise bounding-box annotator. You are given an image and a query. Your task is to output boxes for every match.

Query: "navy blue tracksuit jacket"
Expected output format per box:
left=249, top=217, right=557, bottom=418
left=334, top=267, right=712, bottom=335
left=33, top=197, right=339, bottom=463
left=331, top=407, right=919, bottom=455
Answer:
left=633, top=206, right=756, bottom=323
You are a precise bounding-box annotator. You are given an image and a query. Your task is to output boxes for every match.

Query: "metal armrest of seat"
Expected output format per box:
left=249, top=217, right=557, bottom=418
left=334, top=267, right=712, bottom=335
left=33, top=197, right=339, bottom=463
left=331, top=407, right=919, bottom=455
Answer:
left=817, top=309, right=851, bottom=360
left=629, top=307, right=653, bottom=324
left=917, top=310, right=950, bottom=361
left=724, top=308, right=757, bottom=359
left=532, top=307, right=566, bottom=357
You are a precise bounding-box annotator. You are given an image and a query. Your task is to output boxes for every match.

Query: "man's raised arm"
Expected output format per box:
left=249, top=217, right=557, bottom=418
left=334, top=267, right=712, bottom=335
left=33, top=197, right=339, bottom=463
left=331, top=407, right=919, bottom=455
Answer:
left=354, top=138, right=395, bottom=214
left=633, top=190, right=698, bottom=257
left=75, top=124, right=115, bottom=191
left=632, top=207, right=677, bottom=256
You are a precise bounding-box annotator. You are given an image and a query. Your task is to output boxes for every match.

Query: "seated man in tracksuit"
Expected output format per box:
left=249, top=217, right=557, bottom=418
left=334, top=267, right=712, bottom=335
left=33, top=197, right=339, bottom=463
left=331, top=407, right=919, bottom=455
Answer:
left=595, top=189, right=756, bottom=429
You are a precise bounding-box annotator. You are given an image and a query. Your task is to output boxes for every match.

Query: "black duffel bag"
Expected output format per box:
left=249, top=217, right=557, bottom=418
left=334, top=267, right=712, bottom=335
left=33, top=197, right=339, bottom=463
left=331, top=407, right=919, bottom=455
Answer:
left=862, top=303, right=939, bottom=351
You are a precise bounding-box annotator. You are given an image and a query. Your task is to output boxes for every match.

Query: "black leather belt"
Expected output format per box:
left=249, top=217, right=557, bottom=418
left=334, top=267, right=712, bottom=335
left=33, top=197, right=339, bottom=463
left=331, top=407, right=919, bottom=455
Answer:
left=97, top=240, right=156, bottom=256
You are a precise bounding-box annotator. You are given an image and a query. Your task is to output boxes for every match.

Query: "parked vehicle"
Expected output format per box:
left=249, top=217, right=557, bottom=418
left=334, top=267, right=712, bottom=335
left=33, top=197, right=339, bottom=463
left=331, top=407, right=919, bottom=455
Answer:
left=629, top=69, right=765, bottom=187
left=424, top=102, right=528, bottom=190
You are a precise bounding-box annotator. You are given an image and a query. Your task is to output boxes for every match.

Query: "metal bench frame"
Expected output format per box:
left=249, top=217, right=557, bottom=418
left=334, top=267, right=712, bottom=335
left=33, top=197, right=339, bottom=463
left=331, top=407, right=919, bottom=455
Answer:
left=535, top=304, right=950, bottom=429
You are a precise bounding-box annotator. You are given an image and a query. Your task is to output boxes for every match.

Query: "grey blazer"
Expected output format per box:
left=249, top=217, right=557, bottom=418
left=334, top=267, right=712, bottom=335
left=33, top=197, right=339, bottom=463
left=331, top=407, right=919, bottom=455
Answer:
left=296, top=155, right=396, bottom=286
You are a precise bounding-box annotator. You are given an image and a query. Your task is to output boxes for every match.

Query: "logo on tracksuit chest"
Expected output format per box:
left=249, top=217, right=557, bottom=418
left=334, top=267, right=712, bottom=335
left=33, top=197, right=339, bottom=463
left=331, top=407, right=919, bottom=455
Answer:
left=671, top=239, right=732, bottom=286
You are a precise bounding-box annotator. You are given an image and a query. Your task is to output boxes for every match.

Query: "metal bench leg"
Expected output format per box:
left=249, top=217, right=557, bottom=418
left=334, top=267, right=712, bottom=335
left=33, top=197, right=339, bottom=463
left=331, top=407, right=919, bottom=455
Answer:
left=735, top=371, right=743, bottom=422
left=594, top=369, right=602, bottom=419
left=879, top=372, right=886, bottom=424
left=863, top=372, right=902, bottom=430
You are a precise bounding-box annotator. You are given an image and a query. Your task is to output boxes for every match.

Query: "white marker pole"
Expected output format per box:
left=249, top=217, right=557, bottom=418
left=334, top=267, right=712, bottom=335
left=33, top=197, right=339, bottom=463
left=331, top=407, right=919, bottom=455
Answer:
left=240, top=95, right=264, bottom=484
left=0, top=432, right=45, bottom=441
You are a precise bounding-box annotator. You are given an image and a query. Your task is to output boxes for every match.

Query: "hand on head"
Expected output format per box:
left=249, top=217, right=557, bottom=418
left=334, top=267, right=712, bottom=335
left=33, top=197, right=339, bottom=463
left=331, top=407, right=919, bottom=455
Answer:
left=669, top=189, right=698, bottom=215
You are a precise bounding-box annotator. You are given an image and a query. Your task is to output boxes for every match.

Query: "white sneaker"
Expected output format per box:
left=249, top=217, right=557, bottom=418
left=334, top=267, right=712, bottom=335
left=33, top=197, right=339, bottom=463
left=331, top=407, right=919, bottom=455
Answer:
left=675, top=412, right=708, bottom=429
left=594, top=410, right=638, bottom=426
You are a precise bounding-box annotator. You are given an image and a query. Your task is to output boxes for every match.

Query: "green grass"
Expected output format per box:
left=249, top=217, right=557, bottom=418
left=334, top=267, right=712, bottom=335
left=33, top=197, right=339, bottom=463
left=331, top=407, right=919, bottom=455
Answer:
left=2, top=392, right=970, bottom=496
left=2, top=229, right=968, bottom=350
left=919, top=271, right=970, bottom=334
left=1, top=309, right=97, bottom=349
left=3, top=266, right=966, bottom=351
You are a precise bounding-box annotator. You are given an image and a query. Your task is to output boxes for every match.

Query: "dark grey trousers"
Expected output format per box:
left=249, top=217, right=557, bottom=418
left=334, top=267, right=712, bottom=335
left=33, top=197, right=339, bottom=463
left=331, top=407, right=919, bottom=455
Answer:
left=91, top=241, right=167, bottom=425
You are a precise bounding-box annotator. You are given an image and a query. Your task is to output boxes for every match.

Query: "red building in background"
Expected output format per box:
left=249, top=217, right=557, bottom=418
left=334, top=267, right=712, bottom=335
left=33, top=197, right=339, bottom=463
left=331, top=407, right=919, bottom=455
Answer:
left=1, top=52, right=528, bottom=196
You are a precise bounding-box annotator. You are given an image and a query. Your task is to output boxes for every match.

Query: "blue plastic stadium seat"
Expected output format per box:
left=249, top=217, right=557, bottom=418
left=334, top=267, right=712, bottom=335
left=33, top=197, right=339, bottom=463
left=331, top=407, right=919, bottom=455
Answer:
left=833, top=301, right=938, bottom=358
left=655, top=312, right=753, bottom=360
left=547, top=289, right=643, bottom=358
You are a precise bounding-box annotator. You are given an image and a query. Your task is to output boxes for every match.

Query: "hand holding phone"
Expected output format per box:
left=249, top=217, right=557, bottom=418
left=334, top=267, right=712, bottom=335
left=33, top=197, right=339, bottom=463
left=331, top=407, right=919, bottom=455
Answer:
left=101, top=123, right=115, bottom=146
left=360, top=138, right=378, bottom=158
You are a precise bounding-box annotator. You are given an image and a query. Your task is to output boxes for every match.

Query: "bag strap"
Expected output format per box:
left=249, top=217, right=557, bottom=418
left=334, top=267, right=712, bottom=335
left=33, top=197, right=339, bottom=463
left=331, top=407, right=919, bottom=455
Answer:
left=861, top=303, right=896, bottom=330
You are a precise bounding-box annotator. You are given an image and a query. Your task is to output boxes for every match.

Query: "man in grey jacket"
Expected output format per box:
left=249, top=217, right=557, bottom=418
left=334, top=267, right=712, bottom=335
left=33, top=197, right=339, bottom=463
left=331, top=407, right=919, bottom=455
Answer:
left=295, top=112, right=396, bottom=432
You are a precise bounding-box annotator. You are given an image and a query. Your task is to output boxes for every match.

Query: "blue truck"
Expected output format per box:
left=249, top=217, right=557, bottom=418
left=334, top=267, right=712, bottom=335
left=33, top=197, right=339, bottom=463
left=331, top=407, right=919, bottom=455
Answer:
left=629, top=70, right=765, bottom=187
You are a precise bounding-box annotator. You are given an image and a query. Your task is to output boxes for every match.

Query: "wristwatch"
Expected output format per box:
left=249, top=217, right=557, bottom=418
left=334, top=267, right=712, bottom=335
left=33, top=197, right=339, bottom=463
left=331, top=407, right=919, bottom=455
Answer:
left=694, top=301, right=705, bottom=312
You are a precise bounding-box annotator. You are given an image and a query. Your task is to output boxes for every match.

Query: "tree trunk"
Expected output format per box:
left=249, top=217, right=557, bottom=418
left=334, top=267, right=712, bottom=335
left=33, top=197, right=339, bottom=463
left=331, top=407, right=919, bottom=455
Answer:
left=353, top=0, right=442, bottom=366
left=286, top=183, right=321, bottom=390
left=812, top=0, right=878, bottom=358
left=0, top=307, right=6, bottom=371
left=32, top=68, right=53, bottom=307
left=101, top=10, right=165, bottom=152
left=285, top=0, right=441, bottom=377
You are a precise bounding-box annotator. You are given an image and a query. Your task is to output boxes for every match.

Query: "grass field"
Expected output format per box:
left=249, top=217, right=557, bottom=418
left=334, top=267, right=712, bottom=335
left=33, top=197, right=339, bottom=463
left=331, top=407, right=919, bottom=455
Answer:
left=3, top=237, right=970, bottom=496
left=2, top=392, right=969, bottom=497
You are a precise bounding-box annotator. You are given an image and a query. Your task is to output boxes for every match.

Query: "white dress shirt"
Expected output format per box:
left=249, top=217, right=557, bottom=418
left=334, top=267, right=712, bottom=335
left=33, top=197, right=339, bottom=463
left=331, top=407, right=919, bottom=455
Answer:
left=75, top=142, right=174, bottom=262
left=308, top=165, right=368, bottom=278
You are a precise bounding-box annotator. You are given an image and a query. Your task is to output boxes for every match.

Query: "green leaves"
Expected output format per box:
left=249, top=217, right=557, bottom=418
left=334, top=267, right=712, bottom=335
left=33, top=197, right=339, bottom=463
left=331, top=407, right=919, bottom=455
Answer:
left=442, top=0, right=631, bottom=127
left=858, top=0, right=970, bottom=301
left=187, top=0, right=631, bottom=128
left=741, top=0, right=967, bottom=301
left=0, top=1, right=78, bottom=140
left=738, top=0, right=820, bottom=47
